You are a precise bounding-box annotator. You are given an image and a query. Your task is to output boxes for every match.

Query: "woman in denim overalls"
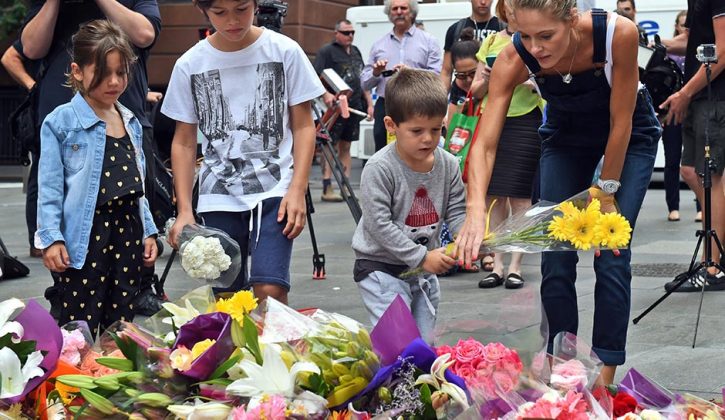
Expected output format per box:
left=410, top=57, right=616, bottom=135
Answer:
left=457, top=0, right=661, bottom=384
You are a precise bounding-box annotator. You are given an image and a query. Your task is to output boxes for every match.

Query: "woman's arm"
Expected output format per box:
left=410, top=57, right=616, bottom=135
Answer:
left=599, top=17, right=641, bottom=193
left=469, top=60, right=491, bottom=100
left=456, top=44, right=528, bottom=265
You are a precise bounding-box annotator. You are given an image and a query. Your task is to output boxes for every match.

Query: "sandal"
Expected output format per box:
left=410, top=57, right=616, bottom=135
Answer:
left=505, top=273, right=525, bottom=289
left=479, top=272, right=504, bottom=289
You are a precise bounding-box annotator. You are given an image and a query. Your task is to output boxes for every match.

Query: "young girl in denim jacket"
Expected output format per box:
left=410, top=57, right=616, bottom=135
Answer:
left=35, top=20, right=158, bottom=335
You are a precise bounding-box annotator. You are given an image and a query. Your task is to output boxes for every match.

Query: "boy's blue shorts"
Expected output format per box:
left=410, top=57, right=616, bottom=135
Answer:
left=200, top=196, right=293, bottom=293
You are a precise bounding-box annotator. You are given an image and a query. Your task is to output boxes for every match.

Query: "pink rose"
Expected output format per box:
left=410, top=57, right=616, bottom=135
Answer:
left=453, top=362, right=477, bottom=380
left=453, top=338, right=486, bottom=365
left=436, top=345, right=454, bottom=357
left=551, top=359, right=589, bottom=391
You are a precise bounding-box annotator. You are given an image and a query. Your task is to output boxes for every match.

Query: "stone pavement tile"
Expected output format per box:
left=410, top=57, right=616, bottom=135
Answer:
left=620, top=343, right=725, bottom=398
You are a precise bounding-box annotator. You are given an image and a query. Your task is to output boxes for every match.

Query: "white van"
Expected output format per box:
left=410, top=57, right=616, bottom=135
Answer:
left=346, top=0, right=687, bottom=164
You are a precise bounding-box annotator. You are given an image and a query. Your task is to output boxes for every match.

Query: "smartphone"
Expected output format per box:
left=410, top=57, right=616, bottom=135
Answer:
left=485, top=56, right=496, bottom=67
left=381, top=69, right=398, bottom=77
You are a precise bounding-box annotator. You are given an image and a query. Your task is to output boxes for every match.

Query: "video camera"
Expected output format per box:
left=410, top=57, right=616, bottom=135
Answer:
left=256, top=0, right=288, bottom=33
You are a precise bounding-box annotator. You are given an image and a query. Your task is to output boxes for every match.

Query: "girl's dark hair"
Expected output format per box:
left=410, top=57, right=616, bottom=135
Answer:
left=450, top=28, right=481, bottom=65
left=67, top=20, right=137, bottom=94
left=194, top=0, right=257, bottom=11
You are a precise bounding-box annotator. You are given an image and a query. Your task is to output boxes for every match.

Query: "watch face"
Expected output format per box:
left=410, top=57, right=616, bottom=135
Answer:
left=602, top=182, right=618, bottom=193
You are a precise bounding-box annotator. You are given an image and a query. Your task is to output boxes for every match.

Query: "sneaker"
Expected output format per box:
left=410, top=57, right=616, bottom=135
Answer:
left=665, top=269, right=725, bottom=292
left=321, top=186, right=343, bottom=202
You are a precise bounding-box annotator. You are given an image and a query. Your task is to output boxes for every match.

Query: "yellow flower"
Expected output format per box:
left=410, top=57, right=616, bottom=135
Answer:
left=594, top=212, right=632, bottom=248
left=584, top=198, right=601, bottom=216
left=567, top=206, right=600, bottom=250
left=216, top=290, right=258, bottom=326
left=547, top=215, right=570, bottom=241
left=170, top=346, right=194, bottom=371
left=191, top=339, right=216, bottom=359
left=557, top=201, right=579, bottom=218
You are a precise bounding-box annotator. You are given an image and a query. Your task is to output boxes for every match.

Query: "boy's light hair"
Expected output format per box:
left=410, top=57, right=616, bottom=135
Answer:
left=384, top=68, right=447, bottom=124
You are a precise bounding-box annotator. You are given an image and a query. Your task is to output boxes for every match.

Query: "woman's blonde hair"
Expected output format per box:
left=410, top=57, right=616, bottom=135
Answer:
left=505, top=0, right=577, bottom=21
left=66, top=20, right=137, bottom=94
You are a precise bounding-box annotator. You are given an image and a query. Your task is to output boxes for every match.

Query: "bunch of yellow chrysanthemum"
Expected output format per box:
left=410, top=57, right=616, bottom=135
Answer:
left=547, top=199, right=632, bottom=250
left=215, top=290, right=258, bottom=326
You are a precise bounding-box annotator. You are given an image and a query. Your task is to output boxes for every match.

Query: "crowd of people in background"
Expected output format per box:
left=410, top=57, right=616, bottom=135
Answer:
left=2, top=0, right=723, bottom=387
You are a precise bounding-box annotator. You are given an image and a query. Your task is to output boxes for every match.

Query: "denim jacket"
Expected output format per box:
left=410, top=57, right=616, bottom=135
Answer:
left=35, top=92, right=158, bottom=269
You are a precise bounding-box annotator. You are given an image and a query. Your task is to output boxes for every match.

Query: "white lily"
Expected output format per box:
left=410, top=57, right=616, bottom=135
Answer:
left=0, top=348, right=44, bottom=398
left=0, top=298, right=26, bottom=343
left=226, top=345, right=319, bottom=398
left=415, top=353, right=469, bottom=410
left=162, top=299, right=201, bottom=328
left=167, top=400, right=232, bottom=420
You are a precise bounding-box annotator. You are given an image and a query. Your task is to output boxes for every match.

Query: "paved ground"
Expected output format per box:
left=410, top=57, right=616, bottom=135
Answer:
left=1, top=160, right=723, bottom=399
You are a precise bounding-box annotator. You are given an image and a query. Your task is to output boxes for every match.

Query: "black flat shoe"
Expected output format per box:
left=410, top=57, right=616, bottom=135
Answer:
left=505, top=272, right=525, bottom=289
left=479, top=272, right=504, bottom=288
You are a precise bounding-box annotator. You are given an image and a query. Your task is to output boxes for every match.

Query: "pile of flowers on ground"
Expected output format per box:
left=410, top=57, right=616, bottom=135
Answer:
left=1, top=291, right=724, bottom=419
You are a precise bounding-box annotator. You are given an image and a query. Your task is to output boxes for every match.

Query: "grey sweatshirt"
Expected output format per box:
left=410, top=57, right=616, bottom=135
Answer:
left=351, top=144, right=467, bottom=269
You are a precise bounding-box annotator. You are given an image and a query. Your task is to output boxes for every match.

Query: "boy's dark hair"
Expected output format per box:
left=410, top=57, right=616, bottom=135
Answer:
left=67, top=20, right=137, bottom=94
left=385, top=68, right=447, bottom=124
left=616, top=0, right=635, bottom=9
left=194, top=0, right=257, bottom=11
left=450, top=28, right=481, bottom=65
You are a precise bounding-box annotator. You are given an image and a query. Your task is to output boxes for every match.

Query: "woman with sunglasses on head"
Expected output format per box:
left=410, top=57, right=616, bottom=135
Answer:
left=468, top=0, right=545, bottom=290
left=456, top=0, right=660, bottom=385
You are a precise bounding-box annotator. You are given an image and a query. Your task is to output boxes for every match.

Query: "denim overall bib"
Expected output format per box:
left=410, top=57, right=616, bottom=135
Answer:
left=512, top=10, right=661, bottom=365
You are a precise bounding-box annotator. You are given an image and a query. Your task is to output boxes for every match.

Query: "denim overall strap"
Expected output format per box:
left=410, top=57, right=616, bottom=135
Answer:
left=512, top=32, right=541, bottom=75
left=591, top=9, right=608, bottom=66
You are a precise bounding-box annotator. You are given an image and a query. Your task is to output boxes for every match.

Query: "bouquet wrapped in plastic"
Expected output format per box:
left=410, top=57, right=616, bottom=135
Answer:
left=481, top=187, right=633, bottom=254
left=175, top=222, right=242, bottom=287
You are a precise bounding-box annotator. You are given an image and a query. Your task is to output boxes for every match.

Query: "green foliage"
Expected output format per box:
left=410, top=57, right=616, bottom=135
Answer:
left=0, top=0, right=26, bottom=39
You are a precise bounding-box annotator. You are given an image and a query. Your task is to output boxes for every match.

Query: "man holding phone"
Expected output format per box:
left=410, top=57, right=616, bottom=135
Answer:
left=361, top=0, right=442, bottom=152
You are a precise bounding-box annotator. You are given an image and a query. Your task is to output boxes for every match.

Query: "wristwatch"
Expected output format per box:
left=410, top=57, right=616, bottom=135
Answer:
left=597, top=178, right=621, bottom=194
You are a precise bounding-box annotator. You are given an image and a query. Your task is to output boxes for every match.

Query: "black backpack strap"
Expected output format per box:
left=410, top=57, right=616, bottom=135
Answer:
left=512, top=32, right=541, bottom=74
left=452, top=18, right=468, bottom=44
left=591, top=8, right=608, bottom=65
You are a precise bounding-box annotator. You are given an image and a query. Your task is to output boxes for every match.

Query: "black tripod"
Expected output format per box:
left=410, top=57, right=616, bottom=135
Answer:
left=305, top=100, right=363, bottom=279
left=633, top=54, right=725, bottom=348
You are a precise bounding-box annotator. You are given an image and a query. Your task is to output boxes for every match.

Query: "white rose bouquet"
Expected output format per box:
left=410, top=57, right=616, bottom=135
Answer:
left=177, top=224, right=242, bottom=287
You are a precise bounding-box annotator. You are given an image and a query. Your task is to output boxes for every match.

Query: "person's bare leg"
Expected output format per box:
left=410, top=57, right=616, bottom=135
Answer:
left=487, top=196, right=508, bottom=277
left=253, top=284, right=288, bottom=305
left=507, top=197, right=532, bottom=275
left=337, top=140, right=352, bottom=178
left=598, top=365, right=616, bottom=386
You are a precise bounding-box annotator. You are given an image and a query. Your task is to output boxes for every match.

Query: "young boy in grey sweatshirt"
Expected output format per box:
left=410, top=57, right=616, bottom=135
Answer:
left=351, top=68, right=467, bottom=343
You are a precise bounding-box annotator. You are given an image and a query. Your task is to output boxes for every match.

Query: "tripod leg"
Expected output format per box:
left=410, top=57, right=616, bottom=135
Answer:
left=305, top=188, right=325, bottom=279
left=633, top=234, right=705, bottom=324
left=693, top=231, right=725, bottom=347
left=319, top=140, right=362, bottom=223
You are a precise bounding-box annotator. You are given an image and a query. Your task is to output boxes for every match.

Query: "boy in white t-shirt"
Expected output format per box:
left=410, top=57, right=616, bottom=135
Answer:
left=162, top=0, right=325, bottom=303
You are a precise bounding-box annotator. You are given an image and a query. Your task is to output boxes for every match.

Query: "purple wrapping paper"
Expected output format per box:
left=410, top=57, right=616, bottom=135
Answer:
left=172, top=312, right=235, bottom=381
left=359, top=338, right=468, bottom=399
left=2, top=299, right=63, bottom=404
left=619, top=368, right=674, bottom=408
left=370, top=295, right=421, bottom=366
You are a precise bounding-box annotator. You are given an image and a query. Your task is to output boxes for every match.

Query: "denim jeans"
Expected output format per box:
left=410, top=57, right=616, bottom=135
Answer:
left=538, top=135, right=657, bottom=366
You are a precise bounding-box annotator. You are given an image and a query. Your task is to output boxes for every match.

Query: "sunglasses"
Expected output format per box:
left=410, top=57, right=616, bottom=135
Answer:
left=454, top=70, right=477, bottom=80
left=338, top=30, right=355, bottom=36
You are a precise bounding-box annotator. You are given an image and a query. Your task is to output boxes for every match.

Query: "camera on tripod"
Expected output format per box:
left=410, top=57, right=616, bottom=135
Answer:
left=256, top=0, right=288, bottom=33
left=696, top=44, right=718, bottom=63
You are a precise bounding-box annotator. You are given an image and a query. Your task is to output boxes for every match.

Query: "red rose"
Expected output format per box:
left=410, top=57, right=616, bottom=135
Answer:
left=613, top=391, right=639, bottom=417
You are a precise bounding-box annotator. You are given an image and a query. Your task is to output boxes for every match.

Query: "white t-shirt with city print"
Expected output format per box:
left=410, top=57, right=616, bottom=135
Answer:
left=162, top=28, right=325, bottom=213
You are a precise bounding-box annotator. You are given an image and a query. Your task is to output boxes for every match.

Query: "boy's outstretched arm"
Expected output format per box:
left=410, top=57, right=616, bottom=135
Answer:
left=280, top=100, right=316, bottom=239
